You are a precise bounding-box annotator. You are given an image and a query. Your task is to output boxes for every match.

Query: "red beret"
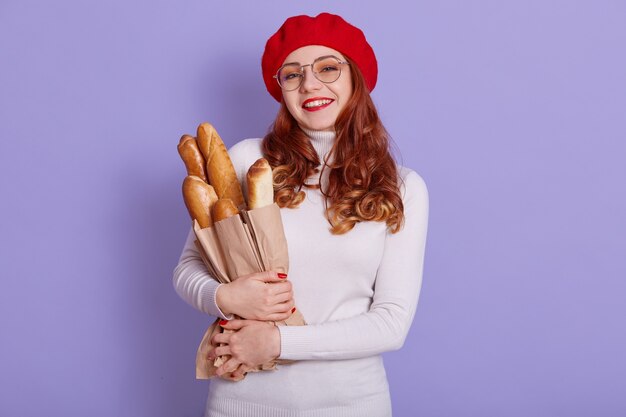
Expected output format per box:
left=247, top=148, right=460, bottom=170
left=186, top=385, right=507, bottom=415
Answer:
left=262, top=13, right=378, bottom=102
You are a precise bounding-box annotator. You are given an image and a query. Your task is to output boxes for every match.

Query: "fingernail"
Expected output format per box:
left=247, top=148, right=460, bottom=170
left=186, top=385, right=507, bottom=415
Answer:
left=278, top=273, right=287, bottom=279
left=219, top=319, right=228, bottom=326
left=291, top=307, right=296, bottom=313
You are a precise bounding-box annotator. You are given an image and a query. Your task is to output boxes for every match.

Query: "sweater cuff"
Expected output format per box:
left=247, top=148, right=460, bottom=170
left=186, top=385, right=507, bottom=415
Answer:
left=277, top=324, right=317, bottom=360
left=200, top=281, right=233, bottom=320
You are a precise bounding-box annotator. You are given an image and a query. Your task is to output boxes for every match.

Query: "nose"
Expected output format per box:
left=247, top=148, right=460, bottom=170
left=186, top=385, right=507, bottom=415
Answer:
left=300, top=66, right=322, bottom=92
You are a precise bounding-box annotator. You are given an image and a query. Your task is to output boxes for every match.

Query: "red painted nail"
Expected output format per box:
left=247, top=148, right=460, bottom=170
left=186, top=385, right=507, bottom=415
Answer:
left=278, top=273, right=287, bottom=279
left=291, top=307, right=296, bottom=313
left=219, top=320, right=228, bottom=326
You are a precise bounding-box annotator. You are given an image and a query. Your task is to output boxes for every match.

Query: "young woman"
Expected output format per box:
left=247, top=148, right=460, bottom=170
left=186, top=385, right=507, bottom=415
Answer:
left=173, top=12, right=429, bottom=417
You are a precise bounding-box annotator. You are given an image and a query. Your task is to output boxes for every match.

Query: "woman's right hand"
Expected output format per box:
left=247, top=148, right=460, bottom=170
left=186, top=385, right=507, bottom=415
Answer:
left=215, top=271, right=295, bottom=321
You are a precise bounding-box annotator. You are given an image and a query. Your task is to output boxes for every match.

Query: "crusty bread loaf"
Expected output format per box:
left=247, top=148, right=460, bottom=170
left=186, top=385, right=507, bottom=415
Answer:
left=196, top=123, right=245, bottom=209
left=246, top=158, right=274, bottom=209
left=212, top=198, right=239, bottom=223
left=178, top=135, right=208, bottom=182
left=182, top=176, right=218, bottom=228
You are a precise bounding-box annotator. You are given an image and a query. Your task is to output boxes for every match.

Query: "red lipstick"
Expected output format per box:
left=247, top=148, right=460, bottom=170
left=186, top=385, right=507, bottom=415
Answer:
left=301, top=97, right=334, bottom=112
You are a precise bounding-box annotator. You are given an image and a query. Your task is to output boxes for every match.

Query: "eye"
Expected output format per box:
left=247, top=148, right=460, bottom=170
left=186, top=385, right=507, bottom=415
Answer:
left=313, top=56, right=342, bottom=73
left=284, top=72, right=303, bottom=80
left=279, top=65, right=303, bottom=83
left=320, top=65, right=339, bottom=72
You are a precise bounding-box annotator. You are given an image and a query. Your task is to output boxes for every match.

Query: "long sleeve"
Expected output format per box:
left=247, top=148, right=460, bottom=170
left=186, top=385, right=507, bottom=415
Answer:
left=172, top=228, right=233, bottom=320
left=277, top=169, right=429, bottom=360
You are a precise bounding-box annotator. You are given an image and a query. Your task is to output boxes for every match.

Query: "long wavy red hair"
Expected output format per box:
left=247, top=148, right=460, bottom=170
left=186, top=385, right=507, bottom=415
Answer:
left=261, top=57, right=404, bottom=234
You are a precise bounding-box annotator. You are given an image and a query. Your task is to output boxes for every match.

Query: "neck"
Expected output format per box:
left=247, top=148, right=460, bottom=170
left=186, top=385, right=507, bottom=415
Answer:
left=300, top=127, right=335, bottom=163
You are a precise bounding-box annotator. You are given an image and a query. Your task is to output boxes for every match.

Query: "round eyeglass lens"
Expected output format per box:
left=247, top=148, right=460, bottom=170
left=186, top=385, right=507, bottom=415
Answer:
left=311, top=57, right=342, bottom=83
left=277, top=64, right=303, bottom=91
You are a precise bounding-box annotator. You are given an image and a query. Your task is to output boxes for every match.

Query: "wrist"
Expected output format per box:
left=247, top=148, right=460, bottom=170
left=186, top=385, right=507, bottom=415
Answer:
left=215, top=283, right=232, bottom=316
left=271, top=324, right=281, bottom=359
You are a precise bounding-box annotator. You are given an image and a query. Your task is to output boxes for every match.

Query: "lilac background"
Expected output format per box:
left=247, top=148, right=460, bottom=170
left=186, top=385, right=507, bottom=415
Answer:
left=1, top=1, right=625, bottom=416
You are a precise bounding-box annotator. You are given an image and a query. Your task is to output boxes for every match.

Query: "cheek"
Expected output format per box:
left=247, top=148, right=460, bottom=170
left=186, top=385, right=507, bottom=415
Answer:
left=345, top=81, right=353, bottom=100
left=336, top=79, right=353, bottom=105
left=282, top=94, right=301, bottom=115
left=337, top=87, right=352, bottom=109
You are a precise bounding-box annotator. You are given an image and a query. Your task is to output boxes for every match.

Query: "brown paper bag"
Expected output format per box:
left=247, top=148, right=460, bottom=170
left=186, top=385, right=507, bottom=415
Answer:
left=192, top=203, right=306, bottom=380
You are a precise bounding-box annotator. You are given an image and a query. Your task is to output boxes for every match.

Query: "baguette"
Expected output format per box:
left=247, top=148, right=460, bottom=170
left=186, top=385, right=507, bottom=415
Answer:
left=246, top=158, right=274, bottom=209
left=182, top=176, right=218, bottom=228
left=196, top=123, right=245, bottom=209
left=212, top=198, right=239, bottom=223
left=177, top=135, right=208, bottom=182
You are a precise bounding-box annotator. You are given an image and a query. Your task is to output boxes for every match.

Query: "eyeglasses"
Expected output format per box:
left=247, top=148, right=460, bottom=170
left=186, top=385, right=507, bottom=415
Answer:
left=273, top=55, right=350, bottom=91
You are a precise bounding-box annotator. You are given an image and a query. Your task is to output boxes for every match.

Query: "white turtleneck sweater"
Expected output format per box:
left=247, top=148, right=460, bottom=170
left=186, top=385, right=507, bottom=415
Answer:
left=173, top=130, right=429, bottom=417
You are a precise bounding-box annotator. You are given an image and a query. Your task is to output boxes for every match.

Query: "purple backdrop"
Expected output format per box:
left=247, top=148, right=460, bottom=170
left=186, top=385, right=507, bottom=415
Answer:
left=1, top=1, right=625, bottom=416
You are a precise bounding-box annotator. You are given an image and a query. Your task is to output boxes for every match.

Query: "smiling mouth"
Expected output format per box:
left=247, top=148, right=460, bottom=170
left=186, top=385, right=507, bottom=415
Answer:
left=302, top=98, right=334, bottom=111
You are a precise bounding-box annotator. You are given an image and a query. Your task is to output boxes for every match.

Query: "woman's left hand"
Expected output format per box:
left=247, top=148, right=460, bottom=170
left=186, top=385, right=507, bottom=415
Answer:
left=208, top=319, right=281, bottom=377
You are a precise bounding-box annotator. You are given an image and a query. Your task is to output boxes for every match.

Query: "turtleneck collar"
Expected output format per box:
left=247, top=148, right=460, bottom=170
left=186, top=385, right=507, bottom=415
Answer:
left=300, top=127, right=335, bottom=164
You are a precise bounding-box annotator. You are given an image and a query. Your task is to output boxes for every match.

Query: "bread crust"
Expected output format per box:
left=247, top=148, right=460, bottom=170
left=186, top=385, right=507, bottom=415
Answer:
left=182, top=176, right=218, bottom=228
left=212, top=198, right=240, bottom=223
left=196, top=123, right=245, bottom=209
left=177, top=135, right=207, bottom=182
left=246, top=158, right=274, bottom=209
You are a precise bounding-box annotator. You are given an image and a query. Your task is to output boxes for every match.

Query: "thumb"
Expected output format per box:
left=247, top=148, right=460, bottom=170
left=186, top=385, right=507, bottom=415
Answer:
left=252, top=270, right=288, bottom=283
left=220, top=319, right=244, bottom=330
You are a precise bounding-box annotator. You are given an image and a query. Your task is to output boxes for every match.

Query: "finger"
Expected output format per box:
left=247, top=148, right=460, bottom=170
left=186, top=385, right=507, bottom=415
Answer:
left=270, top=298, right=295, bottom=314
left=271, top=290, right=294, bottom=305
left=266, top=306, right=297, bottom=322
left=213, top=345, right=232, bottom=358
left=231, top=363, right=251, bottom=379
left=264, top=313, right=287, bottom=322
left=253, top=270, right=288, bottom=283
left=207, top=343, right=232, bottom=360
left=267, top=280, right=292, bottom=295
left=210, top=332, right=231, bottom=346
left=206, top=346, right=217, bottom=360
left=241, top=363, right=254, bottom=374
left=216, top=357, right=242, bottom=376
left=219, top=319, right=246, bottom=330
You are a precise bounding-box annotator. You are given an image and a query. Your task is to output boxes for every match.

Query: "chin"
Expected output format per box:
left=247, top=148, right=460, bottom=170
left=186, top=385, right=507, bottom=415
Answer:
left=301, top=119, right=336, bottom=132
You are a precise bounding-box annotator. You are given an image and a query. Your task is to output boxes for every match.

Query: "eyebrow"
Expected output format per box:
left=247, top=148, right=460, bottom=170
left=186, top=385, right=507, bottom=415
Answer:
left=281, top=55, right=343, bottom=67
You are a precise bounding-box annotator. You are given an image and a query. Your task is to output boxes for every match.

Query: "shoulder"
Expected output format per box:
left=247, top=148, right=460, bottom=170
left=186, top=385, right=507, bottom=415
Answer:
left=397, top=165, right=428, bottom=205
left=228, top=138, right=263, bottom=164
left=228, top=137, right=263, bottom=156
left=227, top=138, right=264, bottom=179
left=394, top=166, right=429, bottom=234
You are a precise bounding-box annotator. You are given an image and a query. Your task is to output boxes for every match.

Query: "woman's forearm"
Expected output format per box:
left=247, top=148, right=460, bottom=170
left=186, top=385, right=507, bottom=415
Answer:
left=278, top=170, right=429, bottom=361
left=172, top=228, right=234, bottom=319
left=173, top=228, right=295, bottom=321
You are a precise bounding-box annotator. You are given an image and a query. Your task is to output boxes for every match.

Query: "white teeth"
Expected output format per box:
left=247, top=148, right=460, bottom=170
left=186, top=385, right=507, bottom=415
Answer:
left=303, top=99, right=332, bottom=108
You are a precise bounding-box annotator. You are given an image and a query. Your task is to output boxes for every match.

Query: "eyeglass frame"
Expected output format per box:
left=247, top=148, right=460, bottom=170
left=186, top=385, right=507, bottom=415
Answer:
left=273, top=55, right=350, bottom=91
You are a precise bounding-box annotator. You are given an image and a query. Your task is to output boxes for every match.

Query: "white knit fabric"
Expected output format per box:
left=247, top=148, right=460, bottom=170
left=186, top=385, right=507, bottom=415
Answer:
left=172, top=132, right=429, bottom=417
